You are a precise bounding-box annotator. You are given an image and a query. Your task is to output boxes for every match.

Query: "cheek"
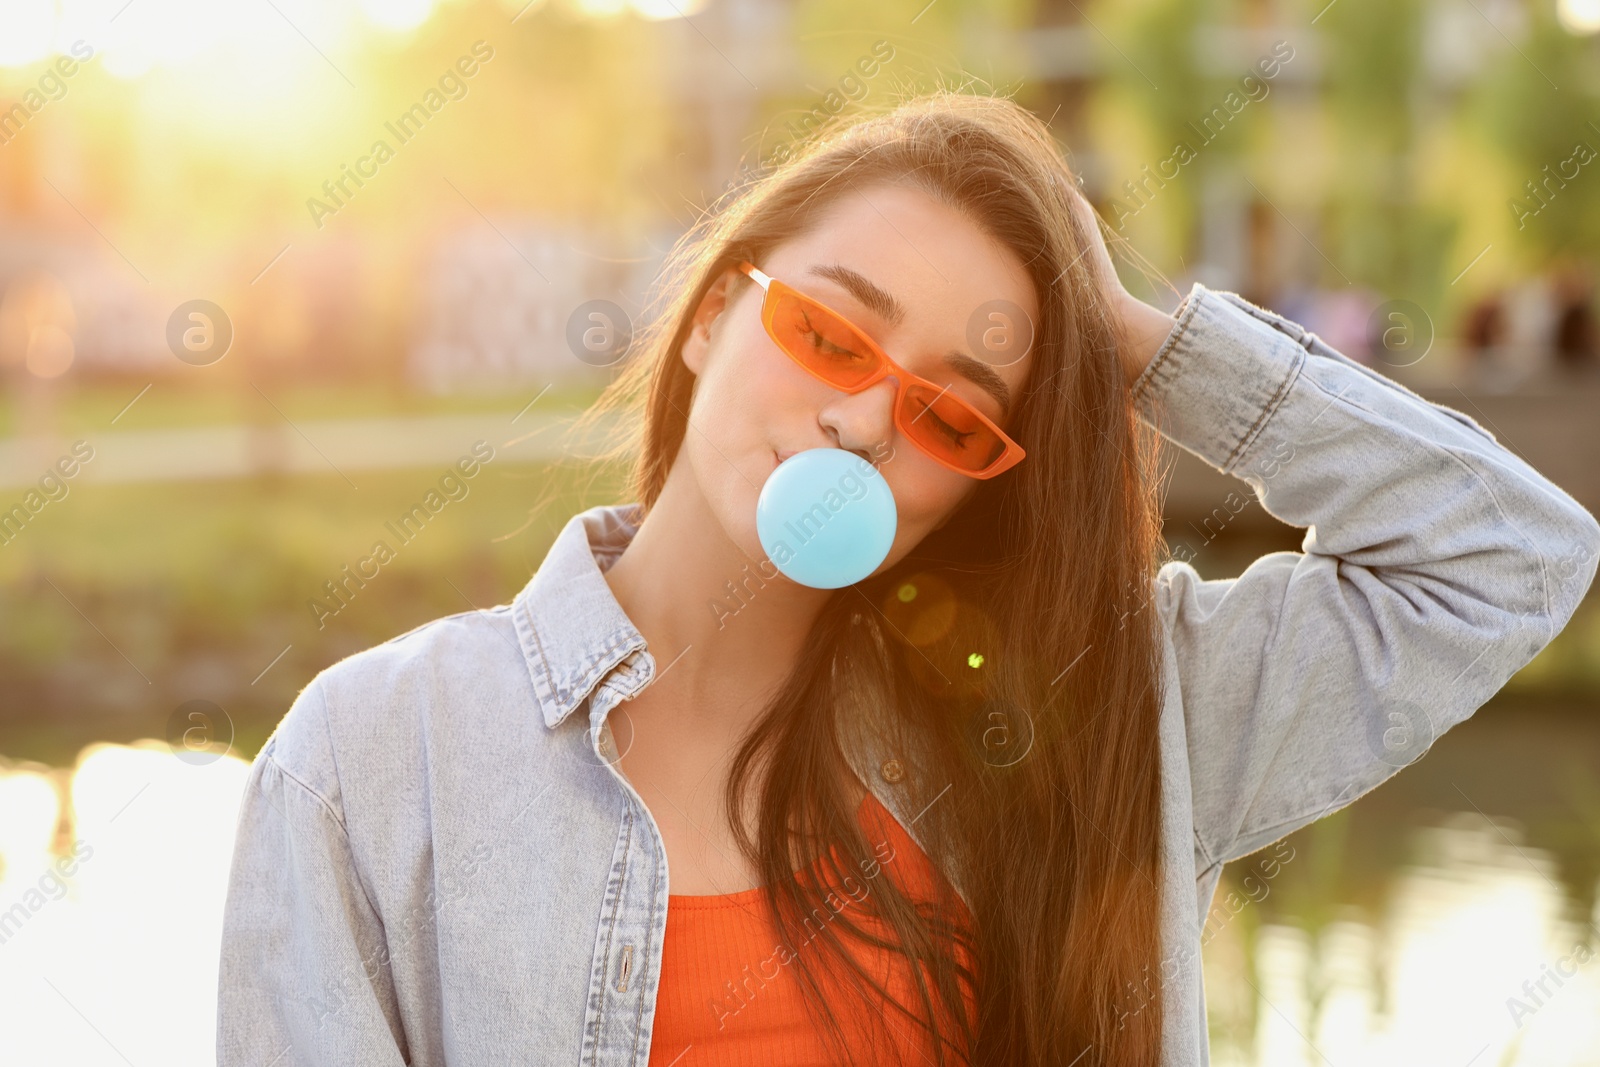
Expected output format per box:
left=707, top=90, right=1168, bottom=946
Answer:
left=695, top=323, right=801, bottom=417
left=680, top=326, right=804, bottom=531
left=879, top=463, right=969, bottom=556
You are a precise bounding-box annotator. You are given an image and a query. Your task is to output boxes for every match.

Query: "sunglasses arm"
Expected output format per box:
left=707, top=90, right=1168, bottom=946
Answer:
left=739, top=262, right=774, bottom=291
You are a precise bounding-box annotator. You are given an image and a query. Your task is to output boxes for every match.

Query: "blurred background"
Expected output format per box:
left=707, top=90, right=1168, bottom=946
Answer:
left=1, top=0, right=1599, bottom=1063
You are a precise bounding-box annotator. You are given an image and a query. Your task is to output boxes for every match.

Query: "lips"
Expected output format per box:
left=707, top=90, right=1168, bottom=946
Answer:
left=773, top=449, right=799, bottom=468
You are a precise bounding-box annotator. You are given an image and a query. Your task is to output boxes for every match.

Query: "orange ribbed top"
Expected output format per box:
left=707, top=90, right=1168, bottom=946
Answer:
left=647, top=791, right=976, bottom=1067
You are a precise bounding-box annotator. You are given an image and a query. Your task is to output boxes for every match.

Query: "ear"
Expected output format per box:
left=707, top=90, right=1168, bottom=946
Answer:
left=681, top=267, right=741, bottom=377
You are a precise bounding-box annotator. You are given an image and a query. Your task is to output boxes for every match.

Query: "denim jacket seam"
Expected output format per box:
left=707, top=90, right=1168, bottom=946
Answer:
left=1192, top=824, right=1218, bottom=877
left=264, top=749, right=349, bottom=836
left=628, top=810, right=663, bottom=1065
left=307, top=677, right=354, bottom=829
left=589, top=801, right=635, bottom=1064
left=1442, top=447, right=1556, bottom=628
left=380, top=607, right=485, bottom=651
left=1234, top=780, right=1383, bottom=861
left=1258, top=297, right=1503, bottom=449
left=260, top=749, right=394, bottom=980
left=1136, top=284, right=1306, bottom=475
left=1129, top=286, right=1204, bottom=409
left=1222, top=344, right=1304, bottom=473
left=521, top=593, right=563, bottom=712
left=1215, top=292, right=1307, bottom=341
left=304, top=680, right=398, bottom=941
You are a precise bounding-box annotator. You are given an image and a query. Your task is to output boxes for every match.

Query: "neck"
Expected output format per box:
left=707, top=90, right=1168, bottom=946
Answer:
left=602, top=451, right=835, bottom=734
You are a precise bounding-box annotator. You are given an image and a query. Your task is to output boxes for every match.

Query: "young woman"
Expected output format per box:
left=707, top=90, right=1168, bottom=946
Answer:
left=216, top=92, right=1600, bottom=1067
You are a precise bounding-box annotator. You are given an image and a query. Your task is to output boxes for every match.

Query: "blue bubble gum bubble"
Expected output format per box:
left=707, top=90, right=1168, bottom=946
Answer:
left=755, top=447, right=897, bottom=589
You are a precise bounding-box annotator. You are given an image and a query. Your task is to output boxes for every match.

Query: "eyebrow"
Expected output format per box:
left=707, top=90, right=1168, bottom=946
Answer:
left=805, top=263, right=1015, bottom=418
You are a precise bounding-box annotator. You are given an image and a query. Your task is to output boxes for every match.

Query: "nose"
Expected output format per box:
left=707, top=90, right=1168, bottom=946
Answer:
left=818, top=375, right=899, bottom=464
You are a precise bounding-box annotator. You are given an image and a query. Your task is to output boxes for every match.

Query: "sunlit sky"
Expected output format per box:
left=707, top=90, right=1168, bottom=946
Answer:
left=2, top=0, right=1594, bottom=79
left=1560, top=0, right=1600, bottom=34
left=0, top=0, right=712, bottom=77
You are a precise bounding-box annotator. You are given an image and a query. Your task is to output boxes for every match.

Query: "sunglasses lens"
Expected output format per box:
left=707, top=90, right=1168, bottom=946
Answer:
left=764, top=283, right=1015, bottom=475
left=900, top=382, right=1008, bottom=473
left=768, top=290, right=882, bottom=390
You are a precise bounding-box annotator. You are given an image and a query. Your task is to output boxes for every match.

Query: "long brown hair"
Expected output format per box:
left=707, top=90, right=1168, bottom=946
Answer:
left=572, top=89, right=1169, bottom=1067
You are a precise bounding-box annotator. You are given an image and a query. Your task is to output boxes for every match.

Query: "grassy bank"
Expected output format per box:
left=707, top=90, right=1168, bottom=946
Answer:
left=1, top=457, right=630, bottom=766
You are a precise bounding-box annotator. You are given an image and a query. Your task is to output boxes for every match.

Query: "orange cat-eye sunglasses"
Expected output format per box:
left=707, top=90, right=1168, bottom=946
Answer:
left=737, top=261, right=1026, bottom=479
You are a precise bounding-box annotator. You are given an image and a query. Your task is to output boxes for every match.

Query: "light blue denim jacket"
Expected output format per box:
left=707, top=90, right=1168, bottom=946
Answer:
left=216, top=282, right=1600, bottom=1067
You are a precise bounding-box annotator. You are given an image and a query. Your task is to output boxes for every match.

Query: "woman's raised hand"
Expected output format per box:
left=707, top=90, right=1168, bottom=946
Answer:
left=1061, top=177, right=1180, bottom=389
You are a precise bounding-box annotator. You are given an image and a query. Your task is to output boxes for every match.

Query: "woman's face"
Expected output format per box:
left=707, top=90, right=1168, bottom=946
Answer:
left=679, top=181, right=1038, bottom=577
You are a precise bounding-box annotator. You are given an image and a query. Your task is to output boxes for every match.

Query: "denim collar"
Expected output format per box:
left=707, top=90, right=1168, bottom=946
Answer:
left=511, top=502, right=653, bottom=731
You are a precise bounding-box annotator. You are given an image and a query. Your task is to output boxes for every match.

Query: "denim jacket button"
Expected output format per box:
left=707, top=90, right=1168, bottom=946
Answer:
left=879, top=758, right=904, bottom=783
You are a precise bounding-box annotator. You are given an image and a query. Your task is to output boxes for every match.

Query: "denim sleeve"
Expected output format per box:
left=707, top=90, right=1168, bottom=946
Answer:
left=216, top=675, right=409, bottom=1066
left=1133, top=282, right=1600, bottom=871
